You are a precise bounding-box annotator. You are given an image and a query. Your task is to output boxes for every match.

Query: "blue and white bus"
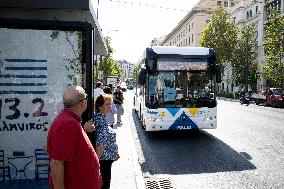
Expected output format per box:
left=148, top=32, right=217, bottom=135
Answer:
left=134, top=46, right=221, bottom=131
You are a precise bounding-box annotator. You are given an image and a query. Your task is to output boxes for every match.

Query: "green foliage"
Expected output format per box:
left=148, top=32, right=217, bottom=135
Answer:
left=51, top=30, right=83, bottom=86
left=217, top=91, right=234, bottom=98
left=262, top=7, right=284, bottom=87
left=113, top=63, right=123, bottom=78
left=200, top=6, right=238, bottom=71
left=97, top=36, right=122, bottom=79
left=231, top=24, right=258, bottom=86
left=132, top=61, right=142, bottom=83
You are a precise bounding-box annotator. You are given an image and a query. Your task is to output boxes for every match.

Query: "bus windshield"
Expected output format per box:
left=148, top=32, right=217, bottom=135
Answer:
left=146, top=70, right=216, bottom=108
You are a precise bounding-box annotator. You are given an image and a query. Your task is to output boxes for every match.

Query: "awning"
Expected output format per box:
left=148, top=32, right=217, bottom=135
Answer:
left=0, top=0, right=107, bottom=55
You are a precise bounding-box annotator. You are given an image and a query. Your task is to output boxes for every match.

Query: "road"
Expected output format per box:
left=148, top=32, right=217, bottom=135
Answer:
left=123, top=90, right=284, bottom=189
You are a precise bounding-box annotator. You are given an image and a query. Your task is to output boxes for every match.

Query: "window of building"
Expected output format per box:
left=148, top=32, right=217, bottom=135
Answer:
left=266, top=0, right=281, bottom=13
left=206, top=20, right=210, bottom=23
left=189, top=37, right=190, bottom=44
left=188, top=25, right=191, bottom=32
left=256, top=6, right=259, bottom=14
left=224, top=1, right=228, bottom=7
left=217, top=1, right=222, bottom=6
left=250, top=10, right=253, bottom=18
left=231, top=2, right=235, bottom=7
left=247, top=11, right=249, bottom=19
left=192, top=34, right=193, bottom=43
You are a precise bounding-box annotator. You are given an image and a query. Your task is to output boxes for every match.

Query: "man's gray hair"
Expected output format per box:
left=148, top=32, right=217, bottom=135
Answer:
left=63, top=86, right=86, bottom=108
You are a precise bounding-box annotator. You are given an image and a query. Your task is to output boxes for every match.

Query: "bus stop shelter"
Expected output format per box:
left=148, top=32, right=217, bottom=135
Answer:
left=0, top=0, right=107, bottom=181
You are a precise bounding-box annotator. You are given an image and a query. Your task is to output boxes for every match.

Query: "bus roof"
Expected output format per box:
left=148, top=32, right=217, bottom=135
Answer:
left=146, top=46, right=212, bottom=56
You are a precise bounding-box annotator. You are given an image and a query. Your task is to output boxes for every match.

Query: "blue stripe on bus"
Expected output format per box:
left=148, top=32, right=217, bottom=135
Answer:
left=5, top=67, right=47, bottom=70
left=5, top=59, right=47, bottom=62
left=0, top=83, right=47, bottom=86
left=0, top=91, right=47, bottom=94
left=0, top=74, right=47, bottom=78
left=167, top=108, right=180, bottom=117
left=169, top=111, right=198, bottom=130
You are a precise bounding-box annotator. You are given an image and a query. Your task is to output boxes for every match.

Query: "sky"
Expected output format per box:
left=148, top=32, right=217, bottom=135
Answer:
left=92, top=0, right=199, bottom=63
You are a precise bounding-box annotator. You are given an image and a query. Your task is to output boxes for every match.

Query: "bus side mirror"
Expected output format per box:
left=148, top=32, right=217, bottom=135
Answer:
left=138, top=68, right=146, bottom=85
left=216, top=65, right=222, bottom=83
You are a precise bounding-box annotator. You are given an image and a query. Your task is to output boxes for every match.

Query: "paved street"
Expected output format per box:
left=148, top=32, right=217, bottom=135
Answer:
left=123, top=90, right=284, bottom=189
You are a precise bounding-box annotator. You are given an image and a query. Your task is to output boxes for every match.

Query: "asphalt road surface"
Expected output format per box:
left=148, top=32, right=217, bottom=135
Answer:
left=123, top=91, right=284, bottom=189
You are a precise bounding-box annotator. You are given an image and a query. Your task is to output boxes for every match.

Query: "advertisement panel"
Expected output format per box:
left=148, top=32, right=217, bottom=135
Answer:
left=0, top=28, right=83, bottom=179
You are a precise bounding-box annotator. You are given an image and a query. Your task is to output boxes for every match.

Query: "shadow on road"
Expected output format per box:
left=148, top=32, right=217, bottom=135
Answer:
left=130, top=109, right=256, bottom=175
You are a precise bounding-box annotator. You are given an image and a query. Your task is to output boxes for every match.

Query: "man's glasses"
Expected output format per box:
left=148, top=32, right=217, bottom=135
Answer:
left=78, top=94, right=88, bottom=102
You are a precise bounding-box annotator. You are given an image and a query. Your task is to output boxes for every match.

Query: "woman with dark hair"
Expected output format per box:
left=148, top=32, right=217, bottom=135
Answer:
left=94, top=94, right=119, bottom=189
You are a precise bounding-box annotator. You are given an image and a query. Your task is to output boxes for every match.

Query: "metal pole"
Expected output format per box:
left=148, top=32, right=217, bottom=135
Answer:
left=97, top=0, right=99, bottom=19
left=95, top=55, right=98, bottom=83
left=245, top=33, right=249, bottom=93
left=95, top=0, right=99, bottom=83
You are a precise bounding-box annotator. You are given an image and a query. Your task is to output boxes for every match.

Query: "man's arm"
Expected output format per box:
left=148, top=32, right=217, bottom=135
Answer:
left=50, top=159, right=65, bottom=189
left=83, top=120, right=95, bottom=132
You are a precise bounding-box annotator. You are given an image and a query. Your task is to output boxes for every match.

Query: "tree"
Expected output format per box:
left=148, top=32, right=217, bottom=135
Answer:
left=231, top=24, right=258, bottom=89
left=132, top=61, right=142, bottom=83
left=200, top=6, right=238, bottom=72
left=262, top=7, right=284, bottom=87
left=97, top=36, right=122, bottom=80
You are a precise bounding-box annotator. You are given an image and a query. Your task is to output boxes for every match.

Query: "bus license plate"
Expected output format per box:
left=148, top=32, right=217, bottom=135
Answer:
left=177, top=125, right=191, bottom=130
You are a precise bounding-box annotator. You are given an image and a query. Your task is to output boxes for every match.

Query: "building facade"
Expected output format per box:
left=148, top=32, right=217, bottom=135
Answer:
left=161, top=0, right=241, bottom=47
left=227, top=0, right=284, bottom=93
left=116, top=60, right=134, bottom=81
left=161, top=0, right=283, bottom=93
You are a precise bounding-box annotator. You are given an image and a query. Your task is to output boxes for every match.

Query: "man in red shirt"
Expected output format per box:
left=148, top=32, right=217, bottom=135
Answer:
left=47, top=86, right=102, bottom=189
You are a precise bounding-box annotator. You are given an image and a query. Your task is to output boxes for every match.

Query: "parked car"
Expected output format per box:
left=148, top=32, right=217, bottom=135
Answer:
left=251, top=91, right=266, bottom=105
left=252, top=88, right=284, bottom=107
left=127, top=80, right=134, bottom=90
left=127, top=85, right=134, bottom=90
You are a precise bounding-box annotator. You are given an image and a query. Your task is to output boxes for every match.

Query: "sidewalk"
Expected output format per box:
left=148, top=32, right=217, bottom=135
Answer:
left=110, top=116, right=145, bottom=189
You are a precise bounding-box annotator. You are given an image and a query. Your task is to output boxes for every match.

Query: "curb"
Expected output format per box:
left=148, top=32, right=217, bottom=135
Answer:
left=125, top=108, right=146, bottom=189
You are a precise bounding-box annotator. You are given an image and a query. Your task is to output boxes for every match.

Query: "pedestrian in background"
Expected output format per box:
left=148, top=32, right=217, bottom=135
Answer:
left=103, top=86, right=117, bottom=128
left=94, top=94, right=120, bottom=189
left=94, top=82, right=104, bottom=101
left=113, top=86, right=124, bottom=123
left=108, top=83, right=113, bottom=92
left=47, top=86, right=102, bottom=189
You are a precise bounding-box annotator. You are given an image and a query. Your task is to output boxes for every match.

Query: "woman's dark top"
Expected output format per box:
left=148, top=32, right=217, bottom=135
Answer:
left=113, top=90, right=124, bottom=105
